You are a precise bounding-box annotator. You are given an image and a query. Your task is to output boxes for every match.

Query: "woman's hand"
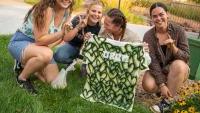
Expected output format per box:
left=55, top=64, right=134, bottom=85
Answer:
left=84, top=32, right=92, bottom=41
left=163, top=38, right=175, bottom=48
left=62, top=17, right=73, bottom=33
left=143, top=42, right=149, bottom=53
left=163, top=34, right=178, bottom=54
left=160, top=84, right=172, bottom=99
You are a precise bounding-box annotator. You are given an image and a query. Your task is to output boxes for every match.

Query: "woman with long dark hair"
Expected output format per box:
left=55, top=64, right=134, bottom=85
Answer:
left=8, top=0, right=74, bottom=94
left=142, top=2, right=189, bottom=112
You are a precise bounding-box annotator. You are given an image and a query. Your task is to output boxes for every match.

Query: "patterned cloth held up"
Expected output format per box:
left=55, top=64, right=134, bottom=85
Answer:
left=80, top=35, right=150, bottom=112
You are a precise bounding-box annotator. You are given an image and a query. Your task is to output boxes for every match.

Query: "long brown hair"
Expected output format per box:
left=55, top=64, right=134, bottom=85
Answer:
left=24, top=0, right=74, bottom=30
left=106, top=8, right=127, bottom=38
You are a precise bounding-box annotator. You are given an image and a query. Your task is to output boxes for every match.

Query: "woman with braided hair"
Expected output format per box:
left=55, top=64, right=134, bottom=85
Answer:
left=85, top=8, right=149, bottom=55
left=99, top=8, right=141, bottom=42
left=8, top=0, right=74, bottom=94
left=94, top=8, right=149, bottom=52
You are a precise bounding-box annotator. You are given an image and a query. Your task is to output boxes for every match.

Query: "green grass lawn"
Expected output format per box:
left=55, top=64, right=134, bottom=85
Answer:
left=0, top=35, right=152, bottom=113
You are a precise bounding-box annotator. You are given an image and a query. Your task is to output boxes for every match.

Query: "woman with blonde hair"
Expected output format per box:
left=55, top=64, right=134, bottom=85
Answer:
left=8, top=0, right=74, bottom=94
left=54, top=1, right=104, bottom=65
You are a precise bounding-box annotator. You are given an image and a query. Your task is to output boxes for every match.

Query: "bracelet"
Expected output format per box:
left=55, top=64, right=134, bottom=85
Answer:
left=159, top=84, right=166, bottom=88
left=75, top=25, right=82, bottom=31
left=65, top=24, right=73, bottom=32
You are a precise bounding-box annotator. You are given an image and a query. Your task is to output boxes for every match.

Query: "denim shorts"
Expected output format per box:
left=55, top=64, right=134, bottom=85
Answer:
left=8, top=31, right=56, bottom=64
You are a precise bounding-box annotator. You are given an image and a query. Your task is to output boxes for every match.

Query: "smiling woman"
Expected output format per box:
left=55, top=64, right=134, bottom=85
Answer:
left=54, top=1, right=104, bottom=65
left=8, top=0, right=75, bottom=94
left=142, top=2, right=190, bottom=113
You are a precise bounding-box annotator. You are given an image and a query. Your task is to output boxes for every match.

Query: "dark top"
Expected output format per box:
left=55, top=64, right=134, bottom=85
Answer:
left=143, top=22, right=189, bottom=85
left=69, top=15, right=101, bottom=48
left=161, top=45, right=167, bottom=56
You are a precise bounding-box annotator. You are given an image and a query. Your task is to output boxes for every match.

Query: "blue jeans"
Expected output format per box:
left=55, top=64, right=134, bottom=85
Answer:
left=54, top=43, right=79, bottom=64
left=8, top=31, right=34, bottom=62
left=8, top=31, right=56, bottom=64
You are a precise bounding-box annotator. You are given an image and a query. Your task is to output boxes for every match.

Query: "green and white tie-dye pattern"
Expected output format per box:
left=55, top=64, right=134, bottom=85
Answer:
left=80, top=35, right=150, bottom=112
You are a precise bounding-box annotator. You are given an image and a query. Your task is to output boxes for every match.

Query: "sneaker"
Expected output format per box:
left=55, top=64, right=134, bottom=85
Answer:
left=80, top=64, right=87, bottom=77
left=16, top=76, right=37, bottom=95
left=13, top=60, right=23, bottom=75
left=150, top=99, right=171, bottom=113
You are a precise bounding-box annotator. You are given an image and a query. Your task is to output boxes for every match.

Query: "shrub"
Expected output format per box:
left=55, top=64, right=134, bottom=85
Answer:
left=168, top=3, right=200, bottom=22
left=101, top=0, right=144, bottom=24
left=24, top=0, right=84, bottom=11
left=131, top=0, right=155, bottom=8
left=73, top=0, right=84, bottom=11
left=24, top=0, right=38, bottom=5
left=131, top=0, right=200, bottom=23
left=131, top=0, right=168, bottom=8
left=191, top=0, right=200, bottom=4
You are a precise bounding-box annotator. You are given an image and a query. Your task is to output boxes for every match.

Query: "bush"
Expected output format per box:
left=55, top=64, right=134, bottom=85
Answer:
left=131, top=0, right=168, bottom=8
left=24, top=0, right=38, bottom=5
left=168, top=3, right=200, bottom=22
left=73, top=0, right=84, bottom=11
left=191, top=0, right=200, bottom=3
left=131, top=0, right=200, bottom=23
left=131, top=0, right=155, bottom=8
left=102, top=0, right=144, bottom=24
left=24, top=0, right=84, bottom=11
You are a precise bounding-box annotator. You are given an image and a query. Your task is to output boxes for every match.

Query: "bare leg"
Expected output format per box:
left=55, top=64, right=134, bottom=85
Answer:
left=167, top=60, right=189, bottom=97
left=34, top=71, right=46, bottom=83
left=42, top=63, right=59, bottom=83
left=142, top=70, right=159, bottom=93
left=18, top=44, right=53, bottom=81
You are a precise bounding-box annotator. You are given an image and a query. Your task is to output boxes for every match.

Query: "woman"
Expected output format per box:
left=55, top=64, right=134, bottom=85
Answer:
left=142, top=2, right=189, bottom=112
left=53, top=1, right=104, bottom=64
left=99, top=8, right=141, bottom=43
left=85, top=8, right=149, bottom=61
left=8, top=0, right=74, bottom=94
left=96, top=8, right=149, bottom=53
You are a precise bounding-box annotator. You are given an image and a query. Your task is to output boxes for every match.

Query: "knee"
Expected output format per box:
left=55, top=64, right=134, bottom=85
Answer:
left=170, top=60, right=188, bottom=74
left=53, top=49, right=74, bottom=64
left=142, top=81, right=157, bottom=93
left=37, top=49, right=53, bottom=64
left=142, top=72, right=157, bottom=93
left=54, top=49, right=66, bottom=61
